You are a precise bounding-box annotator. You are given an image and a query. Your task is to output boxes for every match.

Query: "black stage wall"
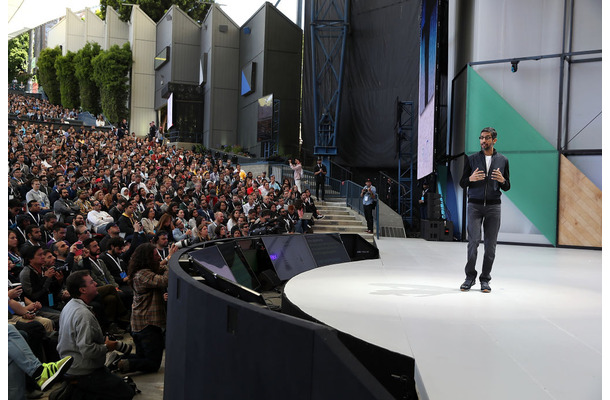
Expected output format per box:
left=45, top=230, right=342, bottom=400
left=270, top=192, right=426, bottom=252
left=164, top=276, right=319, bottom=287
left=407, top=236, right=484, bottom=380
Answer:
left=164, top=251, right=398, bottom=400
left=302, top=0, right=421, bottom=169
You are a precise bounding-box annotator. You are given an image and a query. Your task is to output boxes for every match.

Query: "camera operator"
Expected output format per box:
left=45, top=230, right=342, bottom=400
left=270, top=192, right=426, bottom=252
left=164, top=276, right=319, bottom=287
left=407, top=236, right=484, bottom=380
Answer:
left=172, top=218, right=192, bottom=247
left=52, top=240, right=80, bottom=275
left=361, top=178, right=377, bottom=233
left=250, top=209, right=282, bottom=236
left=277, top=207, right=295, bottom=234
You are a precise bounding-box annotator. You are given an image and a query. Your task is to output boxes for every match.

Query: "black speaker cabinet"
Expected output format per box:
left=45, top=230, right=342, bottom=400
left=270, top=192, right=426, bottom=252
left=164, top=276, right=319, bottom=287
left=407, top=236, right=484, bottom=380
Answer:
left=421, top=219, right=453, bottom=241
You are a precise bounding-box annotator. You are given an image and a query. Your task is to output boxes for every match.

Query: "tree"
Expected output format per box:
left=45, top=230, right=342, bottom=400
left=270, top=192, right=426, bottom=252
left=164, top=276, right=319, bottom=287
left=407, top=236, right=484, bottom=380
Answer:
left=99, top=0, right=212, bottom=24
left=8, top=33, right=29, bottom=84
left=55, top=51, right=80, bottom=110
left=37, top=46, right=62, bottom=105
left=74, top=42, right=103, bottom=115
left=92, top=43, right=133, bottom=124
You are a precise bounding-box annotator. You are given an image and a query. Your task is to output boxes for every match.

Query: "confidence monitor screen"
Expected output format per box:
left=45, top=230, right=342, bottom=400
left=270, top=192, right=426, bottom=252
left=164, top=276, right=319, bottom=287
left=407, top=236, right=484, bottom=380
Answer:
left=261, top=235, right=317, bottom=281
left=304, top=233, right=351, bottom=267
left=189, top=246, right=235, bottom=283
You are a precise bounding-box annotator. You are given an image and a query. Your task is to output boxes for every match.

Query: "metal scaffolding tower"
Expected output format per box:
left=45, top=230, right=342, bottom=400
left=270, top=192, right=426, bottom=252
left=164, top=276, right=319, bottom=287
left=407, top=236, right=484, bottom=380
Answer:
left=310, top=0, right=349, bottom=159
left=396, top=100, right=415, bottom=227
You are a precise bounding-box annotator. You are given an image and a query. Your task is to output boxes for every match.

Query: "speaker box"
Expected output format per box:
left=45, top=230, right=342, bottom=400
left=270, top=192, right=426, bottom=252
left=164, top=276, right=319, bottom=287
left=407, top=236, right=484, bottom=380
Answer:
left=421, top=220, right=453, bottom=241
left=426, top=193, right=442, bottom=220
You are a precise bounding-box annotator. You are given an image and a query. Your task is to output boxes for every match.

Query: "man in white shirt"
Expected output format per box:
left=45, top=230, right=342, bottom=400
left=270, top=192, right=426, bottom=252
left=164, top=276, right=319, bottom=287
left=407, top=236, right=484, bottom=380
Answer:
left=88, top=201, right=115, bottom=234
left=26, top=179, right=51, bottom=212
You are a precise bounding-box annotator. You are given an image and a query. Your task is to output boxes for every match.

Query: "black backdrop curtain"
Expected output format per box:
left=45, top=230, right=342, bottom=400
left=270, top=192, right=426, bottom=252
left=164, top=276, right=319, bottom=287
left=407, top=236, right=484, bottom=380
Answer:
left=302, top=0, right=421, bottom=169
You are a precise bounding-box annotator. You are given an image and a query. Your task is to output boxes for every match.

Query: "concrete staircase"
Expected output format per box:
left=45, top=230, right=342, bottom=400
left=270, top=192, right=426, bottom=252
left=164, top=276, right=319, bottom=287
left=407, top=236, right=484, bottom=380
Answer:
left=311, top=198, right=375, bottom=243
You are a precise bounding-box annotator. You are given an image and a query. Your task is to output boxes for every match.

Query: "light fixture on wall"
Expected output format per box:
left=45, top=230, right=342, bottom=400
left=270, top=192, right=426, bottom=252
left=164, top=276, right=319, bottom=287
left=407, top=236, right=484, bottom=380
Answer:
left=510, top=60, right=519, bottom=73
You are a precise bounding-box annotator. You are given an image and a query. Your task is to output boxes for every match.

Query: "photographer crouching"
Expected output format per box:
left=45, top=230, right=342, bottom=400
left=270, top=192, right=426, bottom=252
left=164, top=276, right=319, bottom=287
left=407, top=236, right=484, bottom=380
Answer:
left=249, top=209, right=284, bottom=236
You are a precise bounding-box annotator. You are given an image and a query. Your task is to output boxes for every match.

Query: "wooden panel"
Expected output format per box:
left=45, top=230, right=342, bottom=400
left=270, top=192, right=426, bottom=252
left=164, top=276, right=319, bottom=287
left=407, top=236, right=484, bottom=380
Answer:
left=558, top=155, right=602, bottom=247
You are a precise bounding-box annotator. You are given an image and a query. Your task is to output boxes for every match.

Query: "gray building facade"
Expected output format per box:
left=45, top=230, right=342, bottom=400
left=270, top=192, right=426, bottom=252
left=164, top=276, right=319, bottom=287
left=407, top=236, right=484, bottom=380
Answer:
left=237, top=3, right=303, bottom=158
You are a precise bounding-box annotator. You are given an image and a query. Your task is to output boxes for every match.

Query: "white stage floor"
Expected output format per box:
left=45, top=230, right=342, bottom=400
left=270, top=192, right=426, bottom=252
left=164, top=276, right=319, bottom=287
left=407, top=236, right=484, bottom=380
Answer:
left=283, top=238, right=602, bottom=400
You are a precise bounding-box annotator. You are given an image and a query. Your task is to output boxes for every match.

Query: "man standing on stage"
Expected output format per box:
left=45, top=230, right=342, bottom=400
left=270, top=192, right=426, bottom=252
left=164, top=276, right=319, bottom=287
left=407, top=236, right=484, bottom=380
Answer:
left=459, top=127, right=510, bottom=293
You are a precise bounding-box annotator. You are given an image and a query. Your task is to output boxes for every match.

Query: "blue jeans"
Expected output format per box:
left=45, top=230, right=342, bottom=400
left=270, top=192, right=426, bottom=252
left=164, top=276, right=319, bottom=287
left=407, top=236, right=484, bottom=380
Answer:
left=465, top=203, right=501, bottom=282
left=8, top=324, right=42, bottom=400
left=122, top=325, right=165, bottom=373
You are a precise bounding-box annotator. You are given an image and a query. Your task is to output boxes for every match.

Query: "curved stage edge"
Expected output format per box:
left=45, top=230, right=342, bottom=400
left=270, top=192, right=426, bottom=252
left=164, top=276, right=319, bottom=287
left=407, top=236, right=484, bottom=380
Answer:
left=164, top=234, right=417, bottom=400
left=283, top=238, right=602, bottom=400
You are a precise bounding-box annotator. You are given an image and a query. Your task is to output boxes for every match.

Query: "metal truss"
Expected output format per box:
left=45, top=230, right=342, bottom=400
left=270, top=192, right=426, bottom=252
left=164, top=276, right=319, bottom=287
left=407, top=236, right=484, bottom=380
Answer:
left=310, top=0, right=349, bottom=156
left=396, top=100, right=415, bottom=227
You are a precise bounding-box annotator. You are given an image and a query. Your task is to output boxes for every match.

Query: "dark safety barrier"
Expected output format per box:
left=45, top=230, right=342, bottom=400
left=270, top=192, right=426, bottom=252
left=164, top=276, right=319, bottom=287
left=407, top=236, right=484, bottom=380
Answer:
left=165, top=234, right=417, bottom=399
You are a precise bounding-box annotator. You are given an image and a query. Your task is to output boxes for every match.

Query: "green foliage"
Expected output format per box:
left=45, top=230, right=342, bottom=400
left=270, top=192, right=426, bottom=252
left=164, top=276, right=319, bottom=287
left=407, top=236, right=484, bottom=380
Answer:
left=92, top=43, right=133, bottom=124
left=37, top=47, right=62, bottom=105
left=99, top=0, right=212, bottom=24
left=8, top=33, right=29, bottom=84
left=193, top=144, right=207, bottom=154
left=54, top=51, right=80, bottom=109
left=74, top=42, right=103, bottom=115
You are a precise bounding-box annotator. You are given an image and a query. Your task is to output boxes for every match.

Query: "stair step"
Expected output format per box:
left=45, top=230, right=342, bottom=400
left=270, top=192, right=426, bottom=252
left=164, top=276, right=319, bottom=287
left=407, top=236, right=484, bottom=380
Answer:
left=317, top=215, right=360, bottom=221
left=313, top=226, right=370, bottom=234
left=314, top=220, right=364, bottom=227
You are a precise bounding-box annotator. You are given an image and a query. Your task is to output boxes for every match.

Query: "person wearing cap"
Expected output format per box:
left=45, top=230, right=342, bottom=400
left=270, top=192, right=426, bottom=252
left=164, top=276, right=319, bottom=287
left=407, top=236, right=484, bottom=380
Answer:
left=361, top=178, right=377, bottom=234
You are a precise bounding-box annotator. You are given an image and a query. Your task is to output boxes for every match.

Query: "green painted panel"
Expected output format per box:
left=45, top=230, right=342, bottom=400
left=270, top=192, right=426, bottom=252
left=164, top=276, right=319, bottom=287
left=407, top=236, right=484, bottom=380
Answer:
left=465, top=66, right=556, bottom=154
left=465, top=66, right=558, bottom=245
left=502, top=151, right=558, bottom=245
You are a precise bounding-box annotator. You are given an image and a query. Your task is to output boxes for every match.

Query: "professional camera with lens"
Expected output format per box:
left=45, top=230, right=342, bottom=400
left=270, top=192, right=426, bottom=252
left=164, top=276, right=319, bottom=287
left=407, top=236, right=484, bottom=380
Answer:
left=174, top=238, right=192, bottom=249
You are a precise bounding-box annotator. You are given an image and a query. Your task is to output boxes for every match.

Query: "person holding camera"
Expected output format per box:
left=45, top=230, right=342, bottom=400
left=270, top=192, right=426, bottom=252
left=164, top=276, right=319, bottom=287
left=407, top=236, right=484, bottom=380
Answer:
left=361, top=178, right=376, bottom=234
left=288, top=159, right=303, bottom=193
left=172, top=218, right=192, bottom=246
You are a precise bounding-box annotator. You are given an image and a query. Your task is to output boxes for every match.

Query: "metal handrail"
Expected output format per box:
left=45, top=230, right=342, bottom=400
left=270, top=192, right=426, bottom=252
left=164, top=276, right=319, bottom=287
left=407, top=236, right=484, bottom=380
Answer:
left=265, top=163, right=381, bottom=237
left=330, top=160, right=353, bottom=182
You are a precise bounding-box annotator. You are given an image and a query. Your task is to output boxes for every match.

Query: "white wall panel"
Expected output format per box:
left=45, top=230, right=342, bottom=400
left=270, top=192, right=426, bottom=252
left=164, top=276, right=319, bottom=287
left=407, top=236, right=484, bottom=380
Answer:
left=47, top=19, right=66, bottom=50
left=65, top=9, right=85, bottom=54
left=84, top=8, right=105, bottom=47
left=105, top=7, right=129, bottom=50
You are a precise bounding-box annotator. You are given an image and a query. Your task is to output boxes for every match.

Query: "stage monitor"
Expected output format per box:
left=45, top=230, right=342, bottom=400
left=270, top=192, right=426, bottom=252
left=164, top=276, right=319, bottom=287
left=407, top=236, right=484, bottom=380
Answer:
left=217, top=242, right=261, bottom=291
left=304, top=233, right=351, bottom=267
left=189, top=246, right=234, bottom=283
left=189, top=246, right=265, bottom=305
left=261, top=235, right=317, bottom=281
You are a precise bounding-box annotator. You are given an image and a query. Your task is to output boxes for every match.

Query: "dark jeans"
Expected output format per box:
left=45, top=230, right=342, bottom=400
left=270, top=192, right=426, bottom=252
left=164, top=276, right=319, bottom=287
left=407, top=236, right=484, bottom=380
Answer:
left=315, top=180, right=325, bottom=200
left=69, top=367, right=135, bottom=400
left=465, top=203, right=501, bottom=282
left=363, top=204, right=374, bottom=231
left=122, top=325, right=165, bottom=373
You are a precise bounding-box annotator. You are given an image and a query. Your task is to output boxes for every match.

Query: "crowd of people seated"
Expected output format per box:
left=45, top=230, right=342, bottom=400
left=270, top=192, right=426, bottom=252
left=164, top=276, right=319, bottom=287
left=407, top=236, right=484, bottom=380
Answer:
left=8, top=93, right=325, bottom=398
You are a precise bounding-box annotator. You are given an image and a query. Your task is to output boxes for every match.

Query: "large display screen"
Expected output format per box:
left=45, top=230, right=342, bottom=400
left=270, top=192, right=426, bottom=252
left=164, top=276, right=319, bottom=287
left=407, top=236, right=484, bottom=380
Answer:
left=257, top=94, right=274, bottom=142
left=418, top=0, right=443, bottom=180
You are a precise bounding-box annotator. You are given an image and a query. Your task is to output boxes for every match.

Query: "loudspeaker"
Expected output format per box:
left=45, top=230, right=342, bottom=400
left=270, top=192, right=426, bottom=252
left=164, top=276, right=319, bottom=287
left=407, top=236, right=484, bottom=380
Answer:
left=426, top=193, right=442, bottom=220
left=421, top=220, right=454, bottom=241
left=439, top=220, right=453, bottom=241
